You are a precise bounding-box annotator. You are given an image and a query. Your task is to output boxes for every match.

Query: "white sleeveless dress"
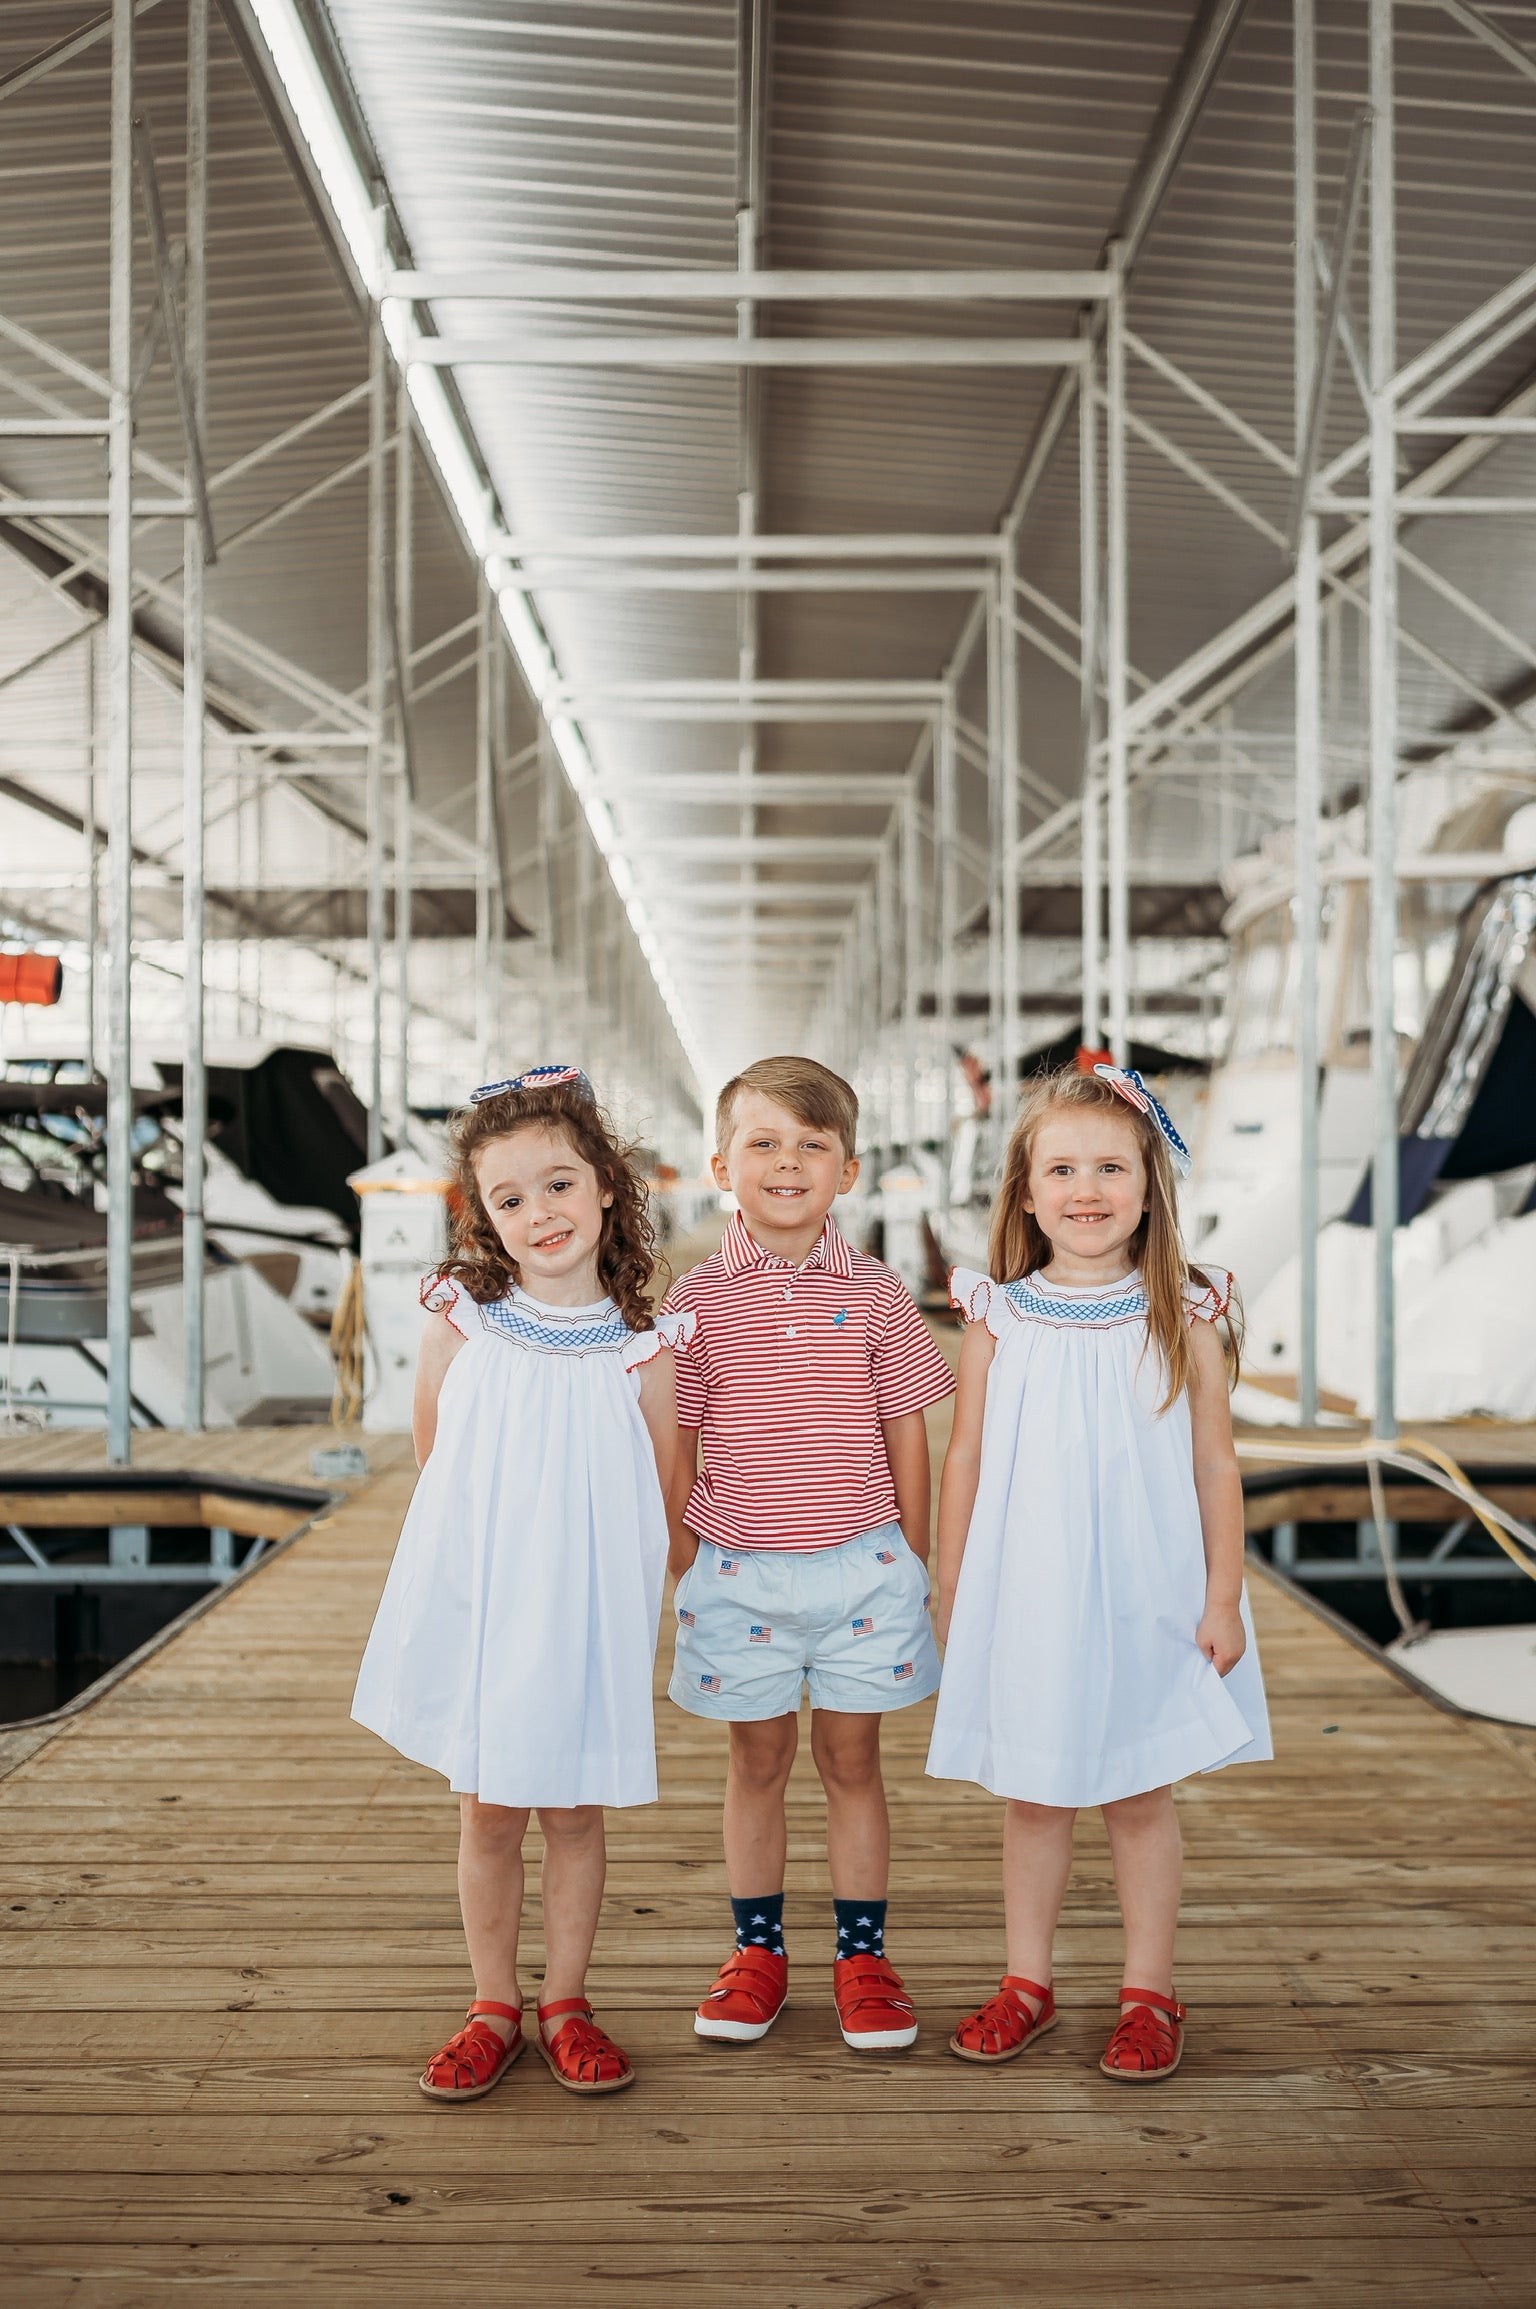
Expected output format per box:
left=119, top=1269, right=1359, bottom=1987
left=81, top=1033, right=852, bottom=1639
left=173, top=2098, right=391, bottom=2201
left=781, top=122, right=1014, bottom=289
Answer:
left=926, top=1266, right=1272, bottom=1808
left=352, top=1279, right=694, bottom=1810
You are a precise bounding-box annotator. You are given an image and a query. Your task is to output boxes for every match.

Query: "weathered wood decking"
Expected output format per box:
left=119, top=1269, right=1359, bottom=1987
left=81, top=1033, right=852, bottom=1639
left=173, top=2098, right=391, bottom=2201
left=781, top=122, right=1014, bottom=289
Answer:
left=1, top=1398, right=1533, bottom=2305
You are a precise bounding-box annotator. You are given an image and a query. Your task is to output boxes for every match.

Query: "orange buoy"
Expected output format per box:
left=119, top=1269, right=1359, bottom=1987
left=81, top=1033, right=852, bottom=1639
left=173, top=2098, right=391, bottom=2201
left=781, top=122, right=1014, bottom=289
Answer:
left=0, top=952, right=63, bottom=1006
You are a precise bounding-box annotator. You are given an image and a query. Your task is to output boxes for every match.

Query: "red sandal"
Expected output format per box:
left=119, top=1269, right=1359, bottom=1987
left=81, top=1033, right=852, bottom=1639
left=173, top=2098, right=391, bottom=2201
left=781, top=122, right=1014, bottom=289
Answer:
left=418, top=1999, right=525, bottom=2101
left=1099, top=1986, right=1185, bottom=2080
left=949, top=1974, right=1057, bottom=2064
left=536, top=1997, right=635, bottom=2094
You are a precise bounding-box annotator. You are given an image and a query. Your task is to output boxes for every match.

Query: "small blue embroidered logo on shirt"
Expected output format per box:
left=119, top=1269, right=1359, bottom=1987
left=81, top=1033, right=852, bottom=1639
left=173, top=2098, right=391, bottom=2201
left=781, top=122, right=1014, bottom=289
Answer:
left=677, top=1607, right=696, bottom=1627
left=749, top=1624, right=772, bottom=1644
left=700, top=1673, right=722, bottom=1694
left=893, top=1661, right=914, bottom=1681
left=832, top=1308, right=847, bottom=1326
left=718, top=1558, right=739, bottom=1576
left=852, top=1616, right=874, bottom=1635
left=875, top=1549, right=896, bottom=1564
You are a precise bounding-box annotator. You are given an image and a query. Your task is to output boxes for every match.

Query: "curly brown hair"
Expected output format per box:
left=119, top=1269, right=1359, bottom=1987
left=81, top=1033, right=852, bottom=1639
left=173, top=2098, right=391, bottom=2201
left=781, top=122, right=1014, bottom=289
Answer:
left=435, top=1081, right=658, bottom=1332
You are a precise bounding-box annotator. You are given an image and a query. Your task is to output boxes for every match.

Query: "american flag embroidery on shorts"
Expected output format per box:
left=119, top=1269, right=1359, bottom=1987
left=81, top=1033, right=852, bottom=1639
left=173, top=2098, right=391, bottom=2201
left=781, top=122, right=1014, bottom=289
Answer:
left=851, top=1616, right=874, bottom=1635
left=749, top=1624, right=772, bottom=1644
left=875, top=1549, right=896, bottom=1564
left=700, top=1673, right=722, bottom=1693
left=893, top=1661, right=914, bottom=1681
left=677, top=1607, right=696, bottom=1627
left=717, top=1557, right=739, bottom=1576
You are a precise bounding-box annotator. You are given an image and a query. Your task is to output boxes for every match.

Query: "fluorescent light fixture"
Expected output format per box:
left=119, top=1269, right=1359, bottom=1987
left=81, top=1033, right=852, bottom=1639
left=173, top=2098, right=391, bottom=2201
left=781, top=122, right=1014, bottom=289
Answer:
left=241, top=0, right=704, bottom=1094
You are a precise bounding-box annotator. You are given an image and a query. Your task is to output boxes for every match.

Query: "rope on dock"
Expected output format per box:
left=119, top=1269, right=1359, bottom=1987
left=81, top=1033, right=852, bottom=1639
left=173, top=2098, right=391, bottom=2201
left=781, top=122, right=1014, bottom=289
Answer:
left=1235, top=1435, right=1536, bottom=1627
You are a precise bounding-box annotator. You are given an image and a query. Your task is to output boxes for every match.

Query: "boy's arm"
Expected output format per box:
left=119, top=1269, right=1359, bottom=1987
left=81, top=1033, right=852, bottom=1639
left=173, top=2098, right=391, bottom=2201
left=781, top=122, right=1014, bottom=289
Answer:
left=934, top=1321, right=995, bottom=1643
left=665, top=1425, right=701, bottom=1579
left=411, top=1310, right=465, bottom=1469
left=882, top=1409, right=932, bottom=1566
left=1188, top=1315, right=1247, bottom=1675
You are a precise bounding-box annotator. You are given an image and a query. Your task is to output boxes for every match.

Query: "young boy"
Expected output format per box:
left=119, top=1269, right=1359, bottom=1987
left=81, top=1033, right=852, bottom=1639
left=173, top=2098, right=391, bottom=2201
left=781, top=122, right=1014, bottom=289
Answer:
left=662, top=1055, right=955, bottom=2051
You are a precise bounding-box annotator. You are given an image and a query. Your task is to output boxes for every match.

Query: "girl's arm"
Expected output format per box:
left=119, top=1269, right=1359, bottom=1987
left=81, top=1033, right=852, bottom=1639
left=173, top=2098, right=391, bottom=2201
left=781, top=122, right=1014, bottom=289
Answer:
left=934, top=1320, right=996, bottom=1644
left=881, top=1410, right=932, bottom=1566
left=665, top=1425, right=701, bottom=1580
left=636, top=1345, right=678, bottom=1506
left=1187, top=1314, right=1247, bottom=1674
left=412, top=1311, right=466, bottom=1468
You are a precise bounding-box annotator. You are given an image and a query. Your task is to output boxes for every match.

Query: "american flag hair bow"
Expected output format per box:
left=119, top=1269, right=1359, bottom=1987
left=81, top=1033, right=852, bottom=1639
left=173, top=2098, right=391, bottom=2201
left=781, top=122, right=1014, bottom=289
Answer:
left=469, top=1063, right=593, bottom=1105
left=1092, top=1063, right=1193, bottom=1178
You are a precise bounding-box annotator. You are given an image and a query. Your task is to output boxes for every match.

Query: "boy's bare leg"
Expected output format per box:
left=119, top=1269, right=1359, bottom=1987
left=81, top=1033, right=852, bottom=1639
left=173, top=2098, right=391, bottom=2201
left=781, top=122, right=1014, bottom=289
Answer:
left=810, top=1710, right=889, bottom=1898
left=535, top=1803, right=609, bottom=2005
left=723, top=1714, right=799, bottom=1893
left=457, top=1794, right=530, bottom=2038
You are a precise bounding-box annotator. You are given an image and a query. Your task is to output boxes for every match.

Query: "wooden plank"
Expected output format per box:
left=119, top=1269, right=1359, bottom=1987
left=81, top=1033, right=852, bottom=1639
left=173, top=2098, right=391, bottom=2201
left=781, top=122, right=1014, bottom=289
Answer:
left=0, top=1419, right=1531, bottom=2298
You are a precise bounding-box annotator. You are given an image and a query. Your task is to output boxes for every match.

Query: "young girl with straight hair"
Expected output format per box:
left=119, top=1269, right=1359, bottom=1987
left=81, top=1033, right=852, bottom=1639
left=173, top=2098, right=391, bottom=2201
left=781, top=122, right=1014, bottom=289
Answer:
left=353, top=1065, right=691, bottom=2101
left=929, top=1062, right=1271, bottom=2080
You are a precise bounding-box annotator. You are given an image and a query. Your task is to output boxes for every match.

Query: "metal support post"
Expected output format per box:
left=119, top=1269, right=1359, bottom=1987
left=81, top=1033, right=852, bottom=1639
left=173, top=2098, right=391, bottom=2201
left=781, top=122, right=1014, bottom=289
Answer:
left=998, top=533, right=1021, bottom=1119
left=901, top=780, right=921, bottom=1151
left=474, top=571, right=493, bottom=1083
left=365, top=266, right=389, bottom=1162
left=394, top=364, right=413, bottom=1137
left=936, top=692, right=958, bottom=1173
left=1368, top=0, right=1399, bottom=1437
left=181, top=0, right=208, bottom=1433
left=1294, top=0, right=1323, bottom=1428
left=985, top=576, right=1005, bottom=1155
left=1105, top=242, right=1131, bottom=1066
left=1078, top=352, right=1103, bottom=1049
left=85, top=632, right=99, bottom=1079
left=104, top=0, right=135, bottom=1466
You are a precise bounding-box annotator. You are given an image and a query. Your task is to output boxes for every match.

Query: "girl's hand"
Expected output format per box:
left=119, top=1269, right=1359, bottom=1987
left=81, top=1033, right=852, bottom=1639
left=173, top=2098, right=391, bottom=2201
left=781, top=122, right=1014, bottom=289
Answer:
left=1196, top=1600, right=1246, bottom=1676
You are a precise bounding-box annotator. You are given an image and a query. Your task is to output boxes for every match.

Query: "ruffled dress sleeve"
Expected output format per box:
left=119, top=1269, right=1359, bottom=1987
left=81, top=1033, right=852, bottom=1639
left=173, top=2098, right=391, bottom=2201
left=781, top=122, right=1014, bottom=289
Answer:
left=621, top=1306, right=697, bottom=1372
left=948, top=1267, right=1014, bottom=1340
left=1183, top=1265, right=1234, bottom=1326
left=420, top=1273, right=471, bottom=1337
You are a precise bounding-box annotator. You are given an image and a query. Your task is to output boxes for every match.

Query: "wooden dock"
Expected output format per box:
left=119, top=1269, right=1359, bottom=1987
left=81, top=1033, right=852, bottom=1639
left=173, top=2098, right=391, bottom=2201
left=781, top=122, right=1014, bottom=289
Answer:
left=1, top=1407, right=1534, bottom=2305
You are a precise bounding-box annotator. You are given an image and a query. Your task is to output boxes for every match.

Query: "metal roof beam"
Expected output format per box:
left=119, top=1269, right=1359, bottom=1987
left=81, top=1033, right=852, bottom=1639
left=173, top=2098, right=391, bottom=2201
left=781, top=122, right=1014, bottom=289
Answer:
left=616, top=774, right=911, bottom=805
left=551, top=679, right=944, bottom=704
left=0, top=0, right=166, bottom=107
left=386, top=266, right=1113, bottom=305
left=1003, top=0, right=1257, bottom=534
left=561, top=701, right=939, bottom=725
left=415, top=335, right=1088, bottom=371
left=494, top=532, right=997, bottom=561
left=628, top=837, right=881, bottom=863
left=515, top=567, right=992, bottom=593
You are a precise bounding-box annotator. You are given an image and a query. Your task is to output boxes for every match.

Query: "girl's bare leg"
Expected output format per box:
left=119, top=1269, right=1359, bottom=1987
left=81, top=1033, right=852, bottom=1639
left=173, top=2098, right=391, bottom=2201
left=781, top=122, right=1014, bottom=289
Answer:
left=1101, top=1784, right=1181, bottom=1996
left=457, top=1794, right=530, bottom=2039
left=1002, top=1799, right=1077, bottom=2016
left=535, top=1804, right=608, bottom=2007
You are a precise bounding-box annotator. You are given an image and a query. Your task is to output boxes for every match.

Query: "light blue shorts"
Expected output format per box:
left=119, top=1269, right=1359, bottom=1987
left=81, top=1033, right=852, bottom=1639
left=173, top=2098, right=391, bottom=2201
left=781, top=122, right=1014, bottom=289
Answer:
left=668, top=1522, right=940, bottom=1721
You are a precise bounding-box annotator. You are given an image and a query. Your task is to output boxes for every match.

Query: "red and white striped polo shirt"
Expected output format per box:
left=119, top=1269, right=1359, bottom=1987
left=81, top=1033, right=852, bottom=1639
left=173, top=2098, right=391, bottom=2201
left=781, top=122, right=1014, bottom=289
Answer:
left=662, top=1210, right=955, bottom=1552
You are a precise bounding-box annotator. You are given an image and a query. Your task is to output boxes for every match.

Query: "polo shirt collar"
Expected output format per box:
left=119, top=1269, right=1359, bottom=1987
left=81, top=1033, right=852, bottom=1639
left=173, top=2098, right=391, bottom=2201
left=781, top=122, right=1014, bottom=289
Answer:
left=721, top=1208, right=854, bottom=1281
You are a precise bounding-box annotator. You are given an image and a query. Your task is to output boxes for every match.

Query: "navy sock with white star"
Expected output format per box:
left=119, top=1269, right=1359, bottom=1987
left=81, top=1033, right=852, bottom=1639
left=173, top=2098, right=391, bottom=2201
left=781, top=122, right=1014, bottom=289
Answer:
left=731, top=1892, right=785, bottom=1956
left=834, top=1897, right=887, bottom=1960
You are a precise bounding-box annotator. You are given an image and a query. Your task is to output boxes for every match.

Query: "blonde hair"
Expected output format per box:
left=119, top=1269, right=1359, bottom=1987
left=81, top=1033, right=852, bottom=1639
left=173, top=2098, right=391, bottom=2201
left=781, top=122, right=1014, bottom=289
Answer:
left=715, top=1055, right=859, bottom=1158
left=988, top=1066, right=1240, bottom=1411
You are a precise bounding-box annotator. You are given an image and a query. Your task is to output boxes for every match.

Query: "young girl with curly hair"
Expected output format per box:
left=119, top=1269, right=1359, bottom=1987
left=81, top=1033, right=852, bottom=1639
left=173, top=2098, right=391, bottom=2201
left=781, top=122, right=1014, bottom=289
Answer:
left=352, top=1065, right=692, bottom=2102
left=929, top=1063, right=1271, bottom=2081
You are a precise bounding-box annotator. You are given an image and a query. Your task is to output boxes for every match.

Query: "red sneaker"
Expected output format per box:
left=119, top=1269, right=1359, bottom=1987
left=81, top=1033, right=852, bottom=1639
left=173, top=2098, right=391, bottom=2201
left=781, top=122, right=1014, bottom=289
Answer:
left=694, top=1946, right=788, bottom=2042
left=834, top=1954, right=918, bottom=2051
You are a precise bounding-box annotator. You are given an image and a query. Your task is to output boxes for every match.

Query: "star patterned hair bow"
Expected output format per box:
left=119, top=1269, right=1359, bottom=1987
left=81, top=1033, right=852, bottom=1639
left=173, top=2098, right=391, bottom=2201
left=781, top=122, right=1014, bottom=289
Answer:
left=1092, top=1063, right=1193, bottom=1177
left=469, top=1063, right=594, bottom=1106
